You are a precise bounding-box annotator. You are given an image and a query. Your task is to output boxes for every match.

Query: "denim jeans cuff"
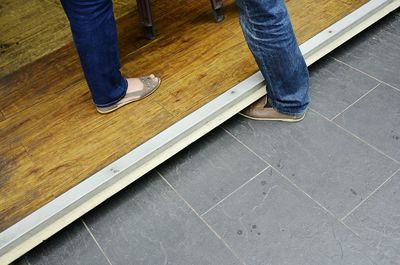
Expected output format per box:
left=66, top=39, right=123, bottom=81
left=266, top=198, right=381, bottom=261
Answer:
left=95, top=78, right=128, bottom=108
left=267, top=98, right=307, bottom=117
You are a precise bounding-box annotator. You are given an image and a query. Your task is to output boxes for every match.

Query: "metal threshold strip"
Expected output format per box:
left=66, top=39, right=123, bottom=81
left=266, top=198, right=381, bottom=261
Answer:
left=1, top=0, right=399, bottom=263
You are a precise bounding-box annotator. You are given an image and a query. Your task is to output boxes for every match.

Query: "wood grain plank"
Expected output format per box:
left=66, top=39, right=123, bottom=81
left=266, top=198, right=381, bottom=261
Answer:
left=0, top=0, right=208, bottom=119
left=0, top=144, right=42, bottom=231
left=220, top=0, right=244, bottom=36
left=0, top=43, right=84, bottom=118
left=0, top=0, right=210, bottom=77
left=205, top=41, right=257, bottom=78
left=0, top=0, right=138, bottom=77
left=287, top=0, right=369, bottom=44
left=121, top=20, right=243, bottom=81
left=0, top=0, right=71, bottom=77
left=154, top=40, right=261, bottom=117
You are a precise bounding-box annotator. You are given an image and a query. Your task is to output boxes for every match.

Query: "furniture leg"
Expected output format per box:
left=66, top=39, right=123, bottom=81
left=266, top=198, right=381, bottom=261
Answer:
left=210, top=0, right=224, bottom=22
left=136, top=0, right=155, bottom=39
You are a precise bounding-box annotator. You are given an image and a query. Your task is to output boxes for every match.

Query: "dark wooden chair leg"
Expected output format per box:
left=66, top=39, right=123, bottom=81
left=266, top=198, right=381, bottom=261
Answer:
left=136, top=0, right=155, bottom=39
left=210, top=0, right=224, bottom=22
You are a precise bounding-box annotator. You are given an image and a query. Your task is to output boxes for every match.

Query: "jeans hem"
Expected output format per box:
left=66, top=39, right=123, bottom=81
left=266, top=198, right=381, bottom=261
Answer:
left=267, top=97, right=307, bottom=117
left=94, top=78, right=128, bottom=107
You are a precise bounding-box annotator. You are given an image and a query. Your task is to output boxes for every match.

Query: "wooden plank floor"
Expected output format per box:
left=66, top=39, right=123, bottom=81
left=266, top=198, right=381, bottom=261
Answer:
left=0, top=0, right=368, bottom=232
left=0, top=0, right=136, bottom=77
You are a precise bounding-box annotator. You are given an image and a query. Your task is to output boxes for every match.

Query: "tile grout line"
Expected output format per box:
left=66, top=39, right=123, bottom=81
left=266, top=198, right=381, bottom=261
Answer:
left=221, top=127, right=273, bottom=169
left=330, top=82, right=381, bottom=121
left=201, top=166, right=271, bottom=217
left=222, top=126, right=362, bottom=237
left=329, top=56, right=400, bottom=92
left=222, top=127, right=336, bottom=215
left=156, top=170, right=248, bottom=265
left=310, top=107, right=400, bottom=164
left=270, top=163, right=362, bottom=237
left=341, top=167, right=400, bottom=221
left=80, top=219, right=114, bottom=265
left=310, top=108, right=400, bottom=222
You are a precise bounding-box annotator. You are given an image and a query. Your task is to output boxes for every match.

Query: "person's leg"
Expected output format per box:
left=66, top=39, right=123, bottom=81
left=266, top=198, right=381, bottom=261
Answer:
left=61, top=0, right=128, bottom=107
left=236, top=0, right=309, bottom=118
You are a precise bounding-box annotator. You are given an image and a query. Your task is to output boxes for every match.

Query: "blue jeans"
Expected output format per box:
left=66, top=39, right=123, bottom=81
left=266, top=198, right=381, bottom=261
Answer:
left=61, top=0, right=127, bottom=107
left=62, top=0, right=309, bottom=114
left=236, top=0, right=309, bottom=116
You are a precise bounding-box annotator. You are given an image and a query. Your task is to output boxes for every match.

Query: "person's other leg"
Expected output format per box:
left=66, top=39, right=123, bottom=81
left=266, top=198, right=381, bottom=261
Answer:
left=61, top=0, right=128, bottom=108
left=236, top=0, right=309, bottom=119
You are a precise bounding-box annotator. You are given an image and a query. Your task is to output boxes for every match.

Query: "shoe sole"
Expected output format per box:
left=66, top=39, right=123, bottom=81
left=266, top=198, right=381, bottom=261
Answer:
left=96, top=78, right=161, bottom=114
left=238, top=111, right=305, bottom=122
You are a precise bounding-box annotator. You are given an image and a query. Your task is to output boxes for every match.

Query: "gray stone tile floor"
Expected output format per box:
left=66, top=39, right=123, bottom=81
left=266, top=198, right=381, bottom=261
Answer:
left=16, top=11, right=400, bottom=265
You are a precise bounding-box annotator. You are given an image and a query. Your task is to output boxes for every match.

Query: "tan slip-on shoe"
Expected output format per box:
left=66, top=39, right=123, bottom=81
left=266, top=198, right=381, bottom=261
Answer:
left=96, top=76, right=161, bottom=114
left=239, top=96, right=305, bottom=122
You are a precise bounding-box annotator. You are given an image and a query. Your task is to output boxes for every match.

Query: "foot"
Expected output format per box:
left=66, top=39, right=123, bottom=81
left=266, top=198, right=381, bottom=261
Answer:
left=125, top=74, right=158, bottom=96
left=239, top=96, right=305, bottom=122
left=96, top=74, right=160, bottom=114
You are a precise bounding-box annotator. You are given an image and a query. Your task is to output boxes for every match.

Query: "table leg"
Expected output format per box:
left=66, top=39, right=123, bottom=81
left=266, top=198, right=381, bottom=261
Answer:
left=210, top=0, right=224, bottom=22
left=136, top=0, right=155, bottom=39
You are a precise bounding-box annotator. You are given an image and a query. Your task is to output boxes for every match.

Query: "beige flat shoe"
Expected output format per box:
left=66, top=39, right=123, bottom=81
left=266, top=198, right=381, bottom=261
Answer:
left=96, top=76, right=161, bottom=114
left=239, top=96, right=305, bottom=122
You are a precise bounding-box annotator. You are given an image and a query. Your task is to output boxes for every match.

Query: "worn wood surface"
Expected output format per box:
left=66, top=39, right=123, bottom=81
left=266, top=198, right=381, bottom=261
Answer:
left=0, top=0, right=135, bottom=77
left=0, top=0, right=368, bottom=232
